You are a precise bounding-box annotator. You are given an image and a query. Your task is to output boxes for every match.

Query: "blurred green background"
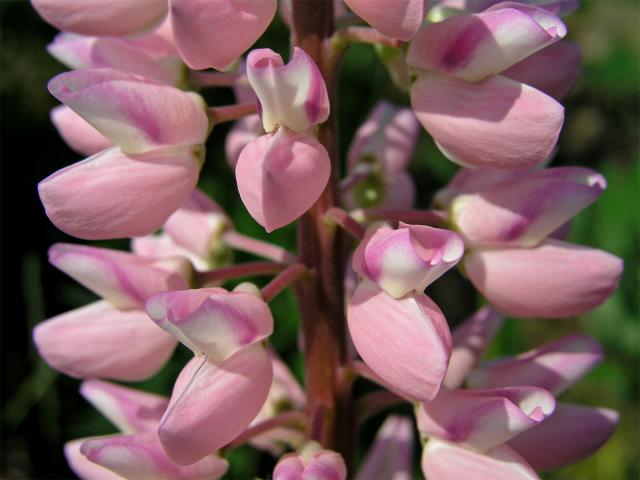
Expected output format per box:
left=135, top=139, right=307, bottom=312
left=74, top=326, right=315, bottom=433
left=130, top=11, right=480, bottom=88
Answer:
left=1, top=1, right=638, bottom=478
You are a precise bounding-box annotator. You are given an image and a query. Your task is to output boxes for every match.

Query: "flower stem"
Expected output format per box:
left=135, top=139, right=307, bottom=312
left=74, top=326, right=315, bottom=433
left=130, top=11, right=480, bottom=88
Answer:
left=223, top=230, right=297, bottom=264
left=197, top=261, right=285, bottom=285
left=190, top=71, right=237, bottom=87
left=226, top=411, right=307, bottom=449
left=324, top=207, right=365, bottom=240
left=261, top=263, right=309, bottom=302
left=208, top=102, right=257, bottom=124
left=352, top=208, right=449, bottom=226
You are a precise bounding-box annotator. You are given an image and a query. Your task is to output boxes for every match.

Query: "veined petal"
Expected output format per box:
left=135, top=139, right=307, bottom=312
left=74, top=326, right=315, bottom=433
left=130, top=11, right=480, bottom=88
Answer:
left=451, top=167, right=606, bottom=247
left=171, top=0, right=277, bottom=70
left=81, top=432, right=229, bottom=480
left=247, top=48, right=329, bottom=133
left=356, top=415, right=414, bottom=480
left=145, top=287, right=273, bottom=361
left=33, top=301, right=176, bottom=381
left=50, top=105, right=111, bottom=156
left=347, top=281, right=451, bottom=402
left=508, top=403, right=619, bottom=470
left=31, top=0, right=167, bottom=36
left=48, top=243, right=188, bottom=310
left=353, top=222, right=464, bottom=298
left=343, top=0, right=427, bottom=41
left=467, top=334, right=603, bottom=395
left=465, top=239, right=623, bottom=318
left=417, top=386, right=555, bottom=452
left=48, top=68, right=208, bottom=154
left=422, top=439, right=539, bottom=480
left=444, top=306, right=503, bottom=389
left=410, top=72, right=564, bottom=169
left=80, top=380, right=168, bottom=434
left=159, top=344, right=272, bottom=464
left=236, top=128, right=331, bottom=232
left=39, top=145, right=202, bottom=240
left=408, top=4, right=566, bottom=81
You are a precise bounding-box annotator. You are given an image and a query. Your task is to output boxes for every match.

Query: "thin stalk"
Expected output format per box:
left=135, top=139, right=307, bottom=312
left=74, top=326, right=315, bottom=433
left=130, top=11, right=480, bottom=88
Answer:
left=261, top=263, right=308, bottom=302
left=197, top=261, right=285, bottom=285
left=223, top=230, right=297, bottom=264
left=353, top=208, right=449, bottom=226
left=325, top=207, right=365, bottom=240
left=190, top=71, right=237, bottom=87
left=226, top=411, right=307, bottom=449
left=208, top=102, right=257, bottom=124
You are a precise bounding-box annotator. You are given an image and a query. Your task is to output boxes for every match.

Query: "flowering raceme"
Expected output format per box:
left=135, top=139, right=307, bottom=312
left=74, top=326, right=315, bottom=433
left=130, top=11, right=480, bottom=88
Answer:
left=28, top=0, right=625, bottom=478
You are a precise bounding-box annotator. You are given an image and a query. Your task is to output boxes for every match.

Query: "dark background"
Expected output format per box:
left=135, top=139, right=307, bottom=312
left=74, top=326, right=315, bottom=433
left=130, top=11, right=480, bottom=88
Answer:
left=1, top=1, right=639, bottom=478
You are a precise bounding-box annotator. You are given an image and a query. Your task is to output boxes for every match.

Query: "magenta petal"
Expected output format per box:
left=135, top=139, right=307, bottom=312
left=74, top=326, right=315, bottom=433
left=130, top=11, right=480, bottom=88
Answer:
left=422, top=439, right=540, bottom=480
left=468, top=333, right=603, bottom=395
left=356, top=415, right=414, bottom=480
left=236, top=129, right=331, bottom=232
left=48, top=69, right=208, bottom=154
left=50, top=105, right=111, bottom=156
left=31, top=0, right=167, bottom=36
left=503, top=41, right=581, bottom=99
left=408, top=4, right=565, bottom=81
left=33, top=301, right=176, bottom=381
left=444, top=306, right=503, bottom=389
left=145, top=287, right=273, bottom=361
left=80, top=380, right=169, bottom=433
left=81, top=432, right=229, bottom=479
left=159, top=345, right=272, bottom=464
left=465, top=239, right=623, bottom=318
left=343, top=0, right=427, bottom=41
left=39, top=146, right=202, bottom=240
left=65, top=439, right=122, bottom=480
left=508, top=403, right=619, bottom=470
left=451, top=167, right=606, bottom=247
left=48, top=243, right=188, bottom=310
left=411, top=72, right=564, bottom=169
left=171, top=0, right=277, bottom=70
left=417, top=386, right=555, bottom=452
left=347, top=281, right=451, bottom=402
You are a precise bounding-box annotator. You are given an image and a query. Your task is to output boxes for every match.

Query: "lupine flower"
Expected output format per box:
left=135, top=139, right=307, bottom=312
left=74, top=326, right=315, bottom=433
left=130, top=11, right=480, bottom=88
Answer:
left=65, top=380, right=229, bottom=479
left=407, top=2, right=567, bottom=169
left=342, top=0, right=428, bottom=41
left=236, top=48, right=331, bottom=231
left=39, top=68, right=209, bottom=240
left=348, top=222, right=463, bottom=401
left=438, top=166, right=623, bottom=317
left=342, top=101, right=420, bottom=210
left=145, top=285, right=274, bottom=464
left=273, top=445, right=347, bottom=480
left=33, top=243, right=186, bottom=380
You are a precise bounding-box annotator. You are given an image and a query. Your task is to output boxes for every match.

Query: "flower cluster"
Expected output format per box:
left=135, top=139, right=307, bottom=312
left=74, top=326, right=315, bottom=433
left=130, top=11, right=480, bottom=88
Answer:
left=29, top=0, right=623, bottom=478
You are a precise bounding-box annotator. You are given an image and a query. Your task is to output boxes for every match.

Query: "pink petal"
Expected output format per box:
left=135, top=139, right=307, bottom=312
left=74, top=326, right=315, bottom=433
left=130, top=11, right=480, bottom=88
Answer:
left=81, top=432, right=229, bottom=479
left=356, top=415, right=414, bottom=480
left=443, top=306, right=503, bottom=389
left=508, top=403, right=619, bottom=470
left=247, top=48, right=329, bottom=133
left=65, top=440, right=122, bottom=480
left=347, top=281, right=451, bottom=402
left=80, top=380, right=169, bottom=433
left=48, top=243, right=188, bottom=310
left=48, top=69, right=208, bottom=154
left=411, top=72, right=564, bottom=169
left=353, top=223, right=464, bottom=298
left=343, top=0, right=427, bottom=41
left=159, top=345, right=272, bottom=464
left=235, top=128, right=331, bottom=232
left=451, top=167, right=606, bottom=247
left=171, top=0, right=277, bottom=70
left=408, top=4, right=566, bottom=81
left=33, top=301, right=176, bottom=381
left=145, top=287, right=273, bottom=361
left=162, top=189, right=232, bottom=259
left=50, top=105, right=111, bottom=156
left=379, top=171, right=416, bottom=210
left=31, top=0, right=167, bottom=36
left=467, top=333, right=603, bottom=395
left=225, top=114, right=264, bottom=169
left=131, top=233, right=211, bottom=272
left=465, top=239, right=623, bottom=318
left=422, top=439, right=539, bottom=480
left=417, top=386, right=555, bottom=452
left=47, top=33, right=96, bottom=70
left=503, top=40, right=581, bottom=99
left=274, top=450, right=347, bottom=480
left=38, top=146, right=202, bottom=240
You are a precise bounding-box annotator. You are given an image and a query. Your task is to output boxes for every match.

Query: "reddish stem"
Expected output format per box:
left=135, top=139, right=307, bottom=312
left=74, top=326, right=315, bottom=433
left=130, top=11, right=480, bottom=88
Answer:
left=208, top=102, right=257, bottom=124
left=325, top=207, right=365, bottom=240
left=261, top=263, right=308, bottom=302
left=197, top=261, right=285, bottom=285
left=223, top=230, right=297, bottom=264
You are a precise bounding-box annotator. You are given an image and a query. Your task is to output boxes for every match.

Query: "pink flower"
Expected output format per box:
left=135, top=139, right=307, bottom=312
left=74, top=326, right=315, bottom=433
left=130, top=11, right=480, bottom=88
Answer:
left=356, top=415, right=414, bottom=480
left=49, top=105, right=110, bottom=156
left=343, top=0, right=428, bottom=41
left=273, top=446, right=347, bottom=480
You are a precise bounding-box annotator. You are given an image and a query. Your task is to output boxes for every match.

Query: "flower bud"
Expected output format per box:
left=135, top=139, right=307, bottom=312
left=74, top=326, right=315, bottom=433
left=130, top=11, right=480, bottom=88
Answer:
left=273, top=447, right=347, bottom=480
